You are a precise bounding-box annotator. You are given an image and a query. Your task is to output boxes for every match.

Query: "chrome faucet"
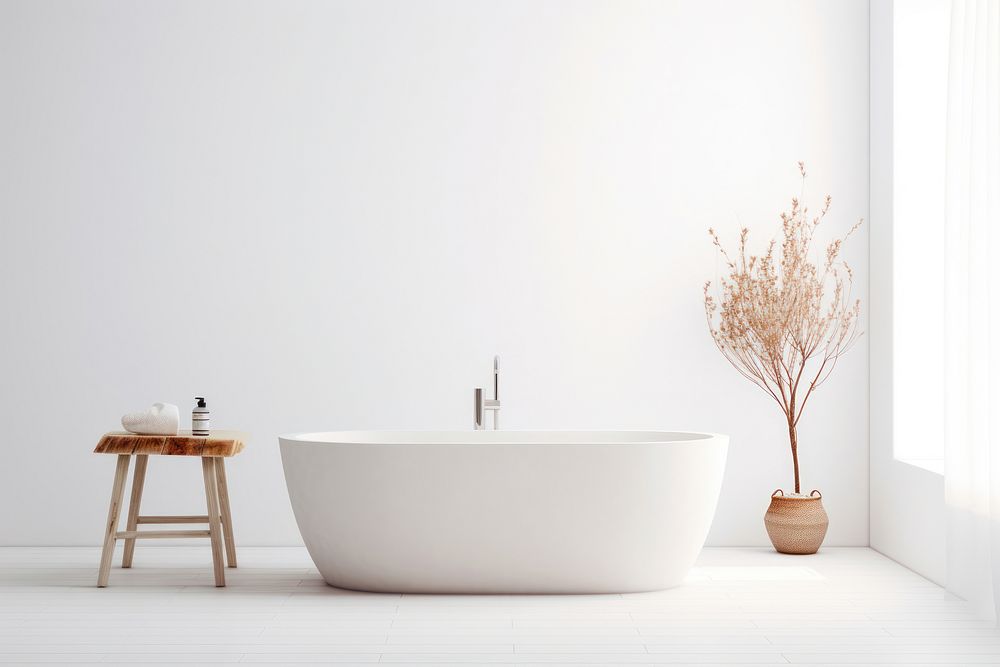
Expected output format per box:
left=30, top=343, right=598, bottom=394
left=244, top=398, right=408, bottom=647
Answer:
left=474, top=356, right=501, bottom=430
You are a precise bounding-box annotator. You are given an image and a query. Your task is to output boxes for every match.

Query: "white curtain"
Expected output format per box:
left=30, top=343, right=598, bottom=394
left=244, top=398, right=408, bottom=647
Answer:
left=944, top=0, right=1000, bottom=622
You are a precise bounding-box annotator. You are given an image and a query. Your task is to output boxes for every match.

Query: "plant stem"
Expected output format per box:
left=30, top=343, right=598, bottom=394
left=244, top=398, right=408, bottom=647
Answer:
left=788, top=418, right=800, bottom=494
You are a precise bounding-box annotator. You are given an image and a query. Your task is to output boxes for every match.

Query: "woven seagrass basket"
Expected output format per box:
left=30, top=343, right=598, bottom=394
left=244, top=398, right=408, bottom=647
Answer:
left=764, top=489, right=829, bottom=554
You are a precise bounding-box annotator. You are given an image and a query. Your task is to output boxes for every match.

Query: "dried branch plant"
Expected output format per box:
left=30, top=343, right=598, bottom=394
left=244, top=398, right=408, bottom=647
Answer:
left=704, top=163, right=862, bottom=494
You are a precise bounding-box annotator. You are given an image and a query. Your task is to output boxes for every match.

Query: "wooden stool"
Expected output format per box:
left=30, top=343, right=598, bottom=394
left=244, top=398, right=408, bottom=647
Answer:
left=93, top=430, right=246, bottom=587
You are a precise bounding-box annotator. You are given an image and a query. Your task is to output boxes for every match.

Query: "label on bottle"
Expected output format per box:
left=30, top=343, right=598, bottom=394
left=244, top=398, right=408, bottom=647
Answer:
left=192, top=414, right=210, bottom=436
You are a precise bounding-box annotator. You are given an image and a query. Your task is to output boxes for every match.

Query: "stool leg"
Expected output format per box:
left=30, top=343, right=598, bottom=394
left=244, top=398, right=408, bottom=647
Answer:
left=97, top=455, right=131, bottom=587
left=201, top=457, right=225, bottom=587
left=122, top=454, right=148, bottom=568
left=214, top=458, right=237, bottom=568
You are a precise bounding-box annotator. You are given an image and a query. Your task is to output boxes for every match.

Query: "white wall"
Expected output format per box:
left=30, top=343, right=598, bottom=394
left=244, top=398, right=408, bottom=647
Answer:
left=0, top=0, right=870, bottom=547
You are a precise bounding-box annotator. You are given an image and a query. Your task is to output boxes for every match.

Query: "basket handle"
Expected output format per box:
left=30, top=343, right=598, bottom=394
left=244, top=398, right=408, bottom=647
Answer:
left=772, top=489, right=784, bottom=497
left=810, top=489, right=822, bottom=498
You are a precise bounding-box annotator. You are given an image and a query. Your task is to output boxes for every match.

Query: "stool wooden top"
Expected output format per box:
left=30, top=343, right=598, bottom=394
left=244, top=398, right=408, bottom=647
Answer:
left=94, top=431, right=247, bottom=457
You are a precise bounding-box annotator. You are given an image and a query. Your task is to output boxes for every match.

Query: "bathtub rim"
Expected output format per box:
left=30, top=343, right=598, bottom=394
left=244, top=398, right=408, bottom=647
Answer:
left=279, top=429, right=727, bottom=446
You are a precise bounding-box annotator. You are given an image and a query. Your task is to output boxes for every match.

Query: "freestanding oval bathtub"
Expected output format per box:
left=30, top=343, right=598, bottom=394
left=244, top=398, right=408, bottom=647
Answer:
left=279, top=430, right=728, bottom=594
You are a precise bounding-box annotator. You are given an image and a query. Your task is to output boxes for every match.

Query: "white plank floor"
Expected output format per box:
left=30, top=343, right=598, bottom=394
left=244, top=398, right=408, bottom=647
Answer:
left=0, top=547, right=997, bottom=665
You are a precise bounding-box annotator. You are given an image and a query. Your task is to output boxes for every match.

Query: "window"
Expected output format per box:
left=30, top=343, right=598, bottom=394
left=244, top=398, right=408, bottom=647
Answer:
left=891, top=0, right=950, bottom=472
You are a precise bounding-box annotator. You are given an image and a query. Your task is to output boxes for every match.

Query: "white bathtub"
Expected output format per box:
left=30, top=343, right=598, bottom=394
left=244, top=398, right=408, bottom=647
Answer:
left=279, top=430, right=728, bottom=594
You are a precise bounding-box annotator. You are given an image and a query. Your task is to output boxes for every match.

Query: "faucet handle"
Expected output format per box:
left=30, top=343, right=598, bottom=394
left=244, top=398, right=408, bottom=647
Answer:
left=492, top=355, right=500, bottom=401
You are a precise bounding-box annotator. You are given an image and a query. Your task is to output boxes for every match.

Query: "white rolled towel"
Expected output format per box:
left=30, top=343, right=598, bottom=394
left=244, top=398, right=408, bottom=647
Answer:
left=122, top=402, right=180, bottom=436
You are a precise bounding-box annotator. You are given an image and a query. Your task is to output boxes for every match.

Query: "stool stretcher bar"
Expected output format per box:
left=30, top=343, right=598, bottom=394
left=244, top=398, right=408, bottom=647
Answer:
left=115, top=530, right=212, bottom=539
left=136, top=515, right=210, bottom=524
